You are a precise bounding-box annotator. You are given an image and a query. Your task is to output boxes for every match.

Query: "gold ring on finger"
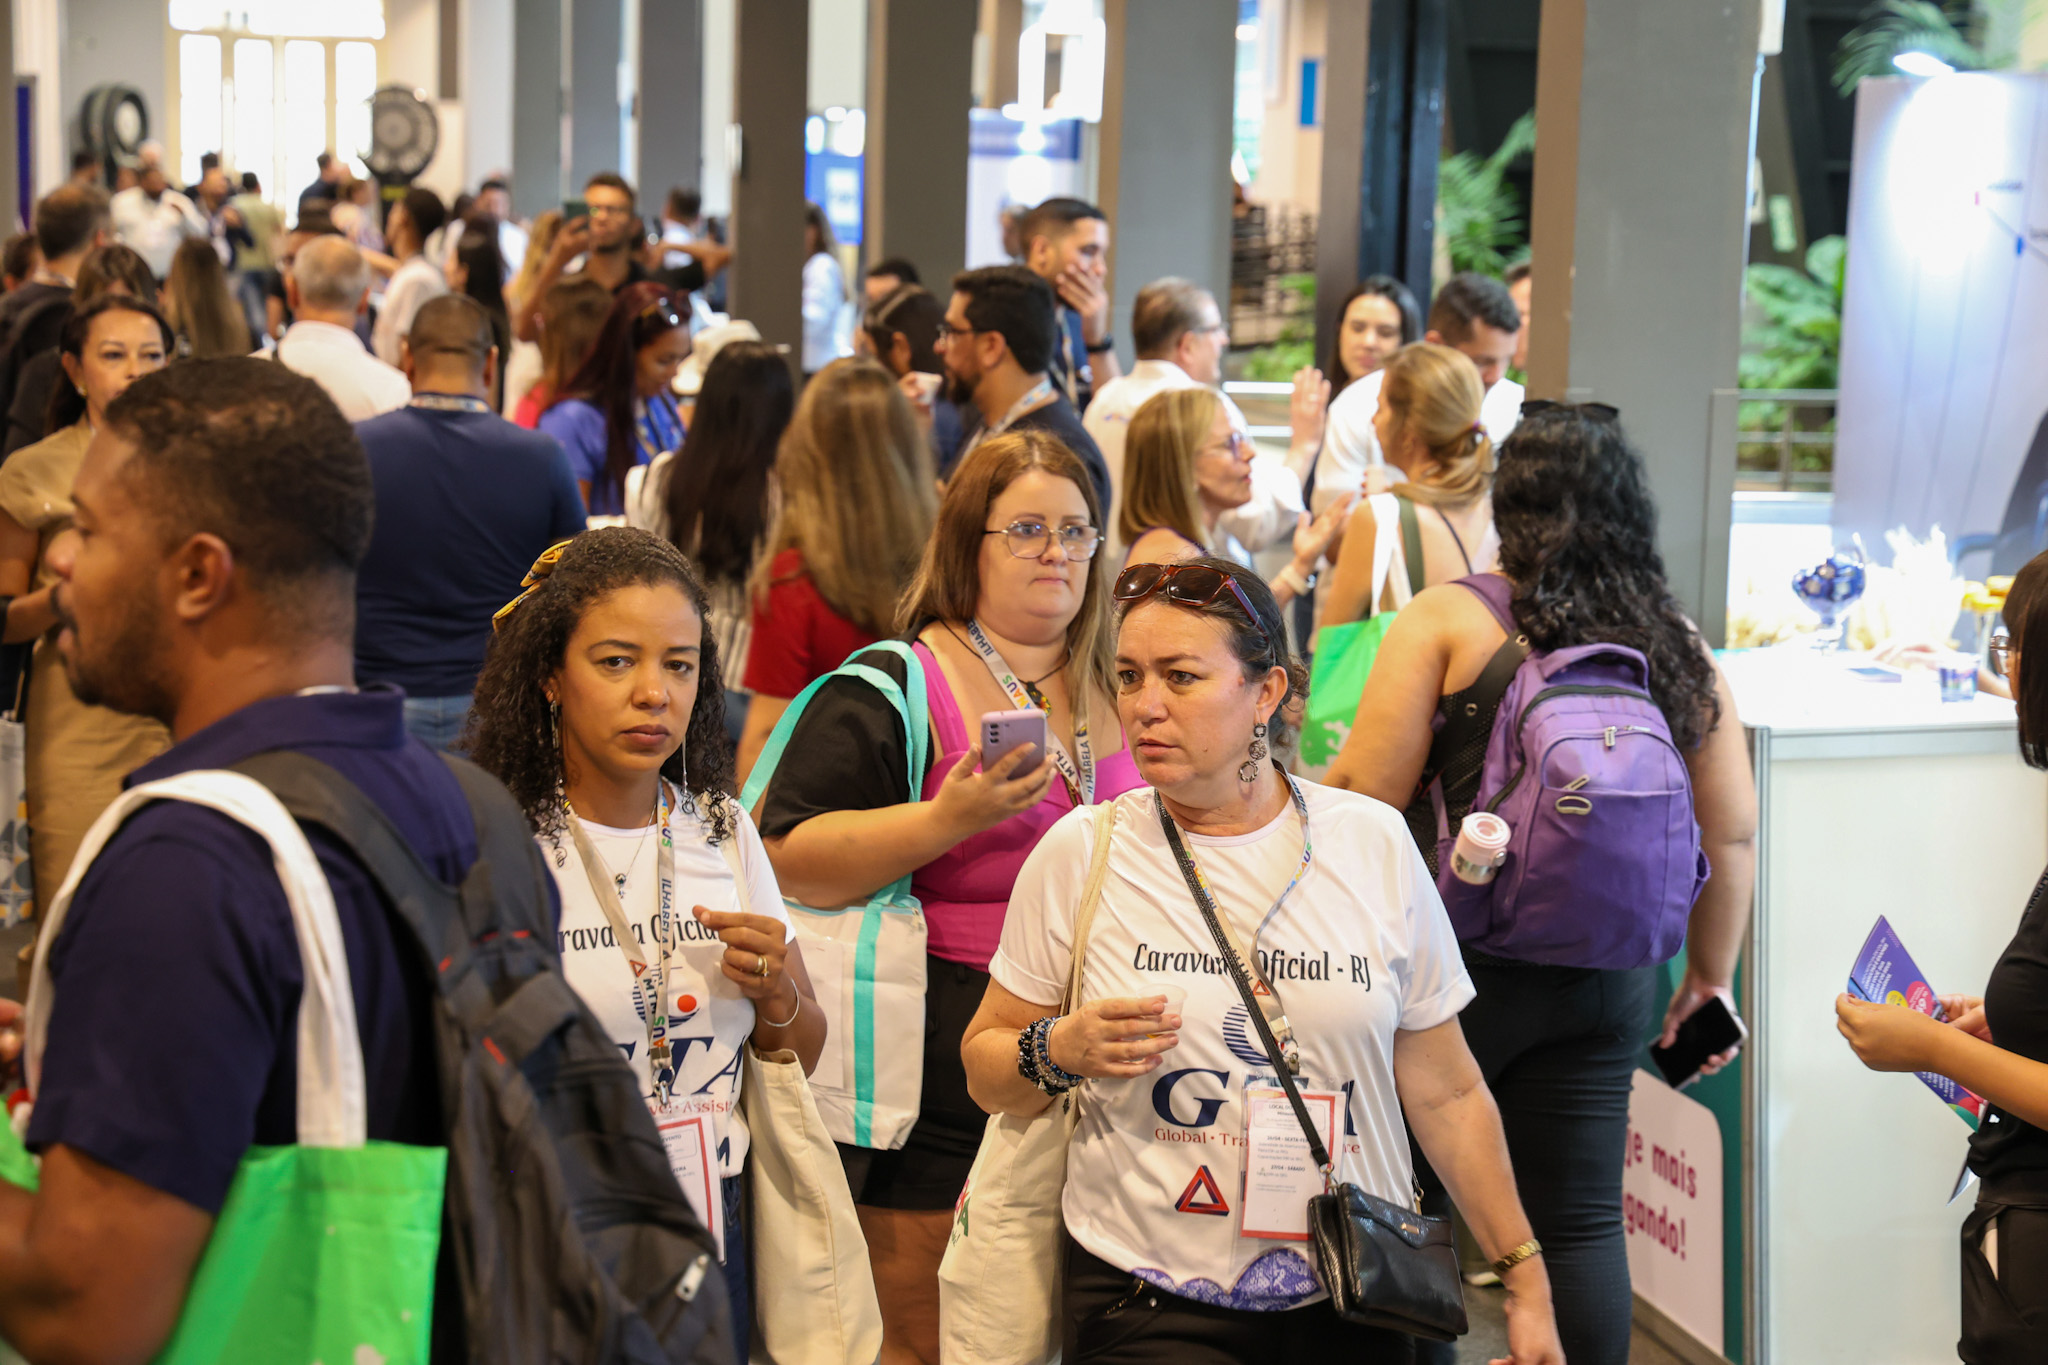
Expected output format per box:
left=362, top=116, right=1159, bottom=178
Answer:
left=757, top=954, right=771, bottom=978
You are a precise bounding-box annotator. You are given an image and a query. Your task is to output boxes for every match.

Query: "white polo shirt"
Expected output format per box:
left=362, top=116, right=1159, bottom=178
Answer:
left=269, top=320, right=411, bottom=423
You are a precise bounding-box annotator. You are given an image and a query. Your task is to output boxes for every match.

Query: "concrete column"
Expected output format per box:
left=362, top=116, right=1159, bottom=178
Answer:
left=728, top=0, right=808, bottom=352
left=464, top=0, right=516, bottom=186
left=1097, top=0, right=1236, bottom=374
left=638, top=0, right=702, bottom=207
left=866, top=0, right=975, bottom=285
left=511, top=0, right=565, bottom=219
left=976, top=0, right=1023, bottom=108
left=1314, top=0, right=1369, bottom=364
left=568, top=0, right=625, bottom=185
left=1528, top=0, right=1763, bottom=640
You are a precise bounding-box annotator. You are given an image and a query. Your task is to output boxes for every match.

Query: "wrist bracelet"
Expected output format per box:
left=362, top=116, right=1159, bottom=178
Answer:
left=758, top=984, right=802, bottom=1030
left=1274, top=563, right=1315, bottom=597
left=1015, top=1016, right=1080, bottom=1095
left=1085, top=335, right=1116, bottom=354
left=1490, top=1238, right=1542, bottom=1278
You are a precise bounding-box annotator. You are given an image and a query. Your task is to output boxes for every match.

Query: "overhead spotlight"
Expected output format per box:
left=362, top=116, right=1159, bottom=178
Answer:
left=1892, top=49, right=1956, bottom=77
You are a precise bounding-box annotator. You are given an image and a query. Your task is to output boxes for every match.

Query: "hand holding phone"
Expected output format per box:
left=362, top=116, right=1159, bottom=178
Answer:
left=1649, top=995, right=1748, bottom=1089
left=980, top=709, right=1046, bottom=779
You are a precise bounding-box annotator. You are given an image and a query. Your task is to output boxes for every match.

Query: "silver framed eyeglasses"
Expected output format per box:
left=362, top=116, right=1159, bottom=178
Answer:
left=985, top=520, right=1101, bottom=561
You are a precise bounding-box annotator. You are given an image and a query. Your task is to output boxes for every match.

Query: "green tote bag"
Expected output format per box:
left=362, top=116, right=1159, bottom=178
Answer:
left=11, top=770, right=445, bottom=1365
left=1298, top=494, right=1425, bottom=779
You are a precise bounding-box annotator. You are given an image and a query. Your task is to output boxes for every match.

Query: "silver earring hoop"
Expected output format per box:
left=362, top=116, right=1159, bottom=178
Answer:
left=1238, top=721, right=1269, bottom=787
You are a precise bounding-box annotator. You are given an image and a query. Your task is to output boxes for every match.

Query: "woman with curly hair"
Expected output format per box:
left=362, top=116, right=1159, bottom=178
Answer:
left=1322, top=405, right=1757, bottom=1365
left=466, top=526, right=826, bottom=1361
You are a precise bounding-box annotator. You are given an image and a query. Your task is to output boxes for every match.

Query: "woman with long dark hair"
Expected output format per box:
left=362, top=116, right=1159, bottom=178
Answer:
left=538, top=281, right=690, bottom=516
left=1839, top=551, right=2048, bottom=1360
left=1323, top=275, right=1420, bottom=398
left=1323, top=406, right=1756, bottom=1365
left=5, top=243, right=156, bottom=454
left=625, top=339, right=795, bottom=745
left=450, top=219, right=510, bottom=408
left=467, top=527, right=826, bottom=1364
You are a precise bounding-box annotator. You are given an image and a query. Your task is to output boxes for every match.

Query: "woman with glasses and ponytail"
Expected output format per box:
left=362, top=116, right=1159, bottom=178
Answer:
left=752, top=429, right=1145, bottom=1365
left=467, top=526, right=827, bottom=1364
left=961, top=555, right=1562, bottom=1364
left=539, top=282, right=691, bottom=516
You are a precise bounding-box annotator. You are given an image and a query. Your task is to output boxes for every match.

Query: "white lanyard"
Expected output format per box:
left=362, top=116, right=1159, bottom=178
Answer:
left=964, top=618, right=1095, bottom=804
left=986, top=377, right=1055, bottom=438
left=565, top=781, right=679, bottom=1104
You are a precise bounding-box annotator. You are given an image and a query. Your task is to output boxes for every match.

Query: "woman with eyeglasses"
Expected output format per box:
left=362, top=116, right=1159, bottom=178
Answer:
left=1319, top=342, right=1500, bottom=633
left=735, top=357, right=937, bottom=783
left=1322, top=407, right=1755, bottom=1365
left=960, top=554, right=1563, bottom=1364
left=753, top=430, right=1145, bottom=1365
left=1119, top=387, right=1345, bottom=609
left=538, top=281, right=691, bottom=517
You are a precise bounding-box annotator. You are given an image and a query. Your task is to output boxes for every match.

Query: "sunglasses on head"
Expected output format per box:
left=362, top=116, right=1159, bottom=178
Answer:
left=1112, top=562, right=1274, bottom=655
left=1520, top=398, right=1620, bottom=423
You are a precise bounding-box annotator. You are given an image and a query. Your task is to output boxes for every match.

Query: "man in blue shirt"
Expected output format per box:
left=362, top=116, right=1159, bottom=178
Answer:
left=354, top=294, right=587, bottom=750
left=0, top=358, right=517, bottom=1359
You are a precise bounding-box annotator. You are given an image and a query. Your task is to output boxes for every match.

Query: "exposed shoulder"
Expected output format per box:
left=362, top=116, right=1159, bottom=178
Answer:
left=1127, top=527, right=1201, bottom=566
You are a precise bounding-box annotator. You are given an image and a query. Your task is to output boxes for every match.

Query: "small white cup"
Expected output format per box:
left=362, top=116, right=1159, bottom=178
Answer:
left=1148, top=983, right=1188, bottom=1038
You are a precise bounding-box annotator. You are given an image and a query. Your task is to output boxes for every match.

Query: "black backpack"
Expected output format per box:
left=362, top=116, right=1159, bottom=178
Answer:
left=232, top=749, right=735, bottom=1365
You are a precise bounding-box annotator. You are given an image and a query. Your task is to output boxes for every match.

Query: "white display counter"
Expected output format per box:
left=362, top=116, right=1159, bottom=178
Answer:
left=1726, top=647, right=2047, bottom=1363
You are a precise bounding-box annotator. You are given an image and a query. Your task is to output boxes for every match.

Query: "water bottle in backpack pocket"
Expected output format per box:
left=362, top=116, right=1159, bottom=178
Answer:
left=1425, top=579, right=1710, bottom=970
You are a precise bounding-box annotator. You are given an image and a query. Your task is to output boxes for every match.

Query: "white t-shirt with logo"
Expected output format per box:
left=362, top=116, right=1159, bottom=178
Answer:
left=547, top=796, right=793, bottom=1177
left=990, top=781, right=1474, bottom=1310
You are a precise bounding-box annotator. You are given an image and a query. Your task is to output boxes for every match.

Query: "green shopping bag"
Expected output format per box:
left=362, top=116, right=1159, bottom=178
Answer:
left=1297, top=494, right=1424, bottom=778
left=13, top=770, right=449, bottom=1365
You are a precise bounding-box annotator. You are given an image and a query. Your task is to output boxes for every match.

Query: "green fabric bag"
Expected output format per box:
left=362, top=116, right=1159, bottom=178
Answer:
left=1297, top=495, right=1424, bottom=779
left=12, top=770, right=450, bottom=1365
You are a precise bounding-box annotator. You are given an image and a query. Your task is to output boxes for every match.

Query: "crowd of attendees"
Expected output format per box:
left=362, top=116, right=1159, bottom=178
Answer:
left=0, top=151, right=1799, bottom=1365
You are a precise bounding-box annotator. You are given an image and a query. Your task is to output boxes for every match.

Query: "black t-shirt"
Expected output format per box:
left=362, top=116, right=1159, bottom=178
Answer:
left=1969, top=868, right=2048, bottom=1198
left=578, top=255, right=707, bottom=298
left=1000, top=395, right=1112, bottom=523
left=755, top=645, right=929, bottom=842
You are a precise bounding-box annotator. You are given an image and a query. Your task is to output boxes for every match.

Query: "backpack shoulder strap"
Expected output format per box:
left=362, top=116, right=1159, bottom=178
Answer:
left=739, top=640, right=930, bottom=813
left=1414, top=579, right=1529, bottom=798
left=1397, top=494, right=1426, bottom=598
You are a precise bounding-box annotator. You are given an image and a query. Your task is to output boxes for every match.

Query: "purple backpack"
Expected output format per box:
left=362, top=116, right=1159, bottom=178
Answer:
left=1419, top=575, right=1709, bottom=969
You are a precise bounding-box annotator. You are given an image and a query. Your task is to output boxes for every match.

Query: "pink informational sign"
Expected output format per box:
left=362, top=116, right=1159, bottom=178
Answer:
left=1623, top=1068, right=1723, bottom=1355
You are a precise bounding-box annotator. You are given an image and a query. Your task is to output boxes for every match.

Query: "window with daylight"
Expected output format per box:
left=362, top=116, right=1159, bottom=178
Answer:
left=169, top=2, right=386, bottom=208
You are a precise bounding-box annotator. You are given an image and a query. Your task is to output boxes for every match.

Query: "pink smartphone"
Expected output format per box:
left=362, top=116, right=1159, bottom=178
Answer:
left=980, top=709, right=1046, bottom=777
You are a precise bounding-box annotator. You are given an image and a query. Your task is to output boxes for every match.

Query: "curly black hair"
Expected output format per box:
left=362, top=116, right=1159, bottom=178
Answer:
left=464, top=526, right=736, bottom=842
left=1492, top=409, right=1722, bottom=752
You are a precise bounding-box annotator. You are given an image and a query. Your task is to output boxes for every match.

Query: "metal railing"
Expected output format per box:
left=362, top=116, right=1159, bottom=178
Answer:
left=1734, top=388, right=1836, bottom=493
left=1228, top=206, right=1318, bottom=349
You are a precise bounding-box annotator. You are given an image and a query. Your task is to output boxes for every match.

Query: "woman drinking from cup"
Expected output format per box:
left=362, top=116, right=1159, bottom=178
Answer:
left=753, top=430, right=1145, bottom=1365
left=961, top=555, right=1563, bottom=1365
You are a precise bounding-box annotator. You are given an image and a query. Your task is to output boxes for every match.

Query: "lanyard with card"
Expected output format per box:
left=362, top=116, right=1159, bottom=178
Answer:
left=964, top=618, right=1095, bottom=803
left=566, top=780, right=679, bottom=1105
left=1241, top=1085, right=1340, bottom=1240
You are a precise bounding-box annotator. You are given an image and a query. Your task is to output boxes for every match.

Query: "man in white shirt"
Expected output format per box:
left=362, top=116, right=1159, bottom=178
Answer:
left=475, top=177, right=527, bottom=284
left=108, top=159, right=208, bottom=282
left=269, top=235, right=410, bottom=422
left=372, top=187, right=449, bottom=367
left=1314, top=271, right=1524, bottom=517
left=1084, top=277, right=1329, bottom=559
left=659, top=185, right=701, bottom=271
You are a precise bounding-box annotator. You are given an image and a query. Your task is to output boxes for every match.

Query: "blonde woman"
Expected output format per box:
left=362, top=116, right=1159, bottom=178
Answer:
left=501, top=208, right=564, bottom=418
left=737, top=357, right=937, bottom=780
left=1118, top=386, right=1342, bottom=608
left=1319, top=341, right=1500, bottom=629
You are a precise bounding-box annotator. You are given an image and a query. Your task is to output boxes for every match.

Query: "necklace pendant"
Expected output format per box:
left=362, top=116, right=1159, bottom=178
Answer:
left=615, top=872, right=628, bottom=890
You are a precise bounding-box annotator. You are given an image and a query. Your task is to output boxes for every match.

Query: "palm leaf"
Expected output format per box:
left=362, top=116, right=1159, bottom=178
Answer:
left=1832, top=0, right=1983, bottom=95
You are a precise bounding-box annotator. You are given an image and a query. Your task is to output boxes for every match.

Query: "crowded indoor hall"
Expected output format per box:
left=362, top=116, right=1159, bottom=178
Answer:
left=0, top=0, right=2028, bottom=1362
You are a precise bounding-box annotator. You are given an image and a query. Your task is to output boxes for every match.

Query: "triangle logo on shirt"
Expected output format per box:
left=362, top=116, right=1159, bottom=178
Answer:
left=1175, top=1165, right=1231, bottom=1217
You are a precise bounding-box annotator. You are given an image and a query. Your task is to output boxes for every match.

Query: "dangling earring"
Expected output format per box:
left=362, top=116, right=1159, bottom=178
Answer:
left=1238, top=721, right=1269, bottom=787
left=548, top=697, right=568, bottom=866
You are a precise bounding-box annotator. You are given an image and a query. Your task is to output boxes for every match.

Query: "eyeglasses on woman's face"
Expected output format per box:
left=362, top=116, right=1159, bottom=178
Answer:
left=985, top=520, right=1101, bottom=561
left=1991, top=633, right=2015, bottom=670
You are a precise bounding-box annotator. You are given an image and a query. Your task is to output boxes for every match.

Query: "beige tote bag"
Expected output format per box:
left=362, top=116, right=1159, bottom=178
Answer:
left=936, top=798, right=1123, bottom=1365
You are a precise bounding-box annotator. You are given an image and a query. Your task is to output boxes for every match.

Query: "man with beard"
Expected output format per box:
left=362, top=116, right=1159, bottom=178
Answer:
left=939, top=264, right=1109, bottom=512
left=511, top=171, right=731, bottom=344
left=0, top=358, right=473, bottom=1359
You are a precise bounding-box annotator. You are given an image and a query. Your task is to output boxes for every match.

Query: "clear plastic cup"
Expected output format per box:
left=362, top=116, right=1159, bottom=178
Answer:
left=1148, top=983, right=1188, bottom=1038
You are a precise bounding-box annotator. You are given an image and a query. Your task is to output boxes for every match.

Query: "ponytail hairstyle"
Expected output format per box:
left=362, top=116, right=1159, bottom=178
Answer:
left=1379, top=341, right=1493, bottom=508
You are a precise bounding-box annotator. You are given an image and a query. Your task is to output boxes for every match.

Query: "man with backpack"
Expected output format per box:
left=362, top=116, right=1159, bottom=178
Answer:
left=0, top=359, right=730, bottom=1363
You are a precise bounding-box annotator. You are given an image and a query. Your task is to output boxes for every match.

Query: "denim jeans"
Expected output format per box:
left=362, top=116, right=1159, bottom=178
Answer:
left=402, top=694, right=473, bottom=753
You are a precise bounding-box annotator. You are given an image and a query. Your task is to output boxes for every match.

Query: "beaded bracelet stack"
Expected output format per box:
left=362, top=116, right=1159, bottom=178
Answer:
left=1016, top=1016, right=1082, bottom=1095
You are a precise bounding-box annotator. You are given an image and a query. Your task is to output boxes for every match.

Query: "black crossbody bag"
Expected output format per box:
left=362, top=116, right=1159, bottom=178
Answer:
left=1155, top=793, right=1468, bottom=1342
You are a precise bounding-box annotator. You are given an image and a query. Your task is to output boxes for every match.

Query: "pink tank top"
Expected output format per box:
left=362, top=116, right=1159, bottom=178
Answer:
left=910, top=643, right=1146, bottom=969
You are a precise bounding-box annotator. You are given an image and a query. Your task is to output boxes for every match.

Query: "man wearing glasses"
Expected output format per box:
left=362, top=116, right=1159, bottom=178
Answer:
left=512, top=172, right=733, bottom=344
left=939, top=265, right=1112, bottom=514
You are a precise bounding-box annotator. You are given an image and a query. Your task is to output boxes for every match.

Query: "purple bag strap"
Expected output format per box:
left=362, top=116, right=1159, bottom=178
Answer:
left=1455, top=572, right=1516, bottom=633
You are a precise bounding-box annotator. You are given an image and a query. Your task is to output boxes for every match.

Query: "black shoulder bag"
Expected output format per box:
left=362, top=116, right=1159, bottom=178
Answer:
left=1154, top=790, right=1468, bottom=1342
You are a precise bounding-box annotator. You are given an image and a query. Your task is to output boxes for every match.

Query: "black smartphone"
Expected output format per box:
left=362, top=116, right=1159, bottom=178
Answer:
left=1648, top=996, right=1748, bottom=1089
left=563, top=197, right=589, bottom=221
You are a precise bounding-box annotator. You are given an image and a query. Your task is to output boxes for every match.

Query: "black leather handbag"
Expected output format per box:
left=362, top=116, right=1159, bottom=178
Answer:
left=1157, top=794, right=1469, bottom=1342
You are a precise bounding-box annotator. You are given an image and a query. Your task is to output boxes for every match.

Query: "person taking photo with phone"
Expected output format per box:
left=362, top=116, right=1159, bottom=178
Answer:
left=751, top=430, right=1145, bottom=1365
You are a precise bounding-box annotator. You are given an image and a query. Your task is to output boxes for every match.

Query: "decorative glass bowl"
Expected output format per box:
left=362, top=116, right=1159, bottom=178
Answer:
left=1792, top=551, right=1867, bottom=650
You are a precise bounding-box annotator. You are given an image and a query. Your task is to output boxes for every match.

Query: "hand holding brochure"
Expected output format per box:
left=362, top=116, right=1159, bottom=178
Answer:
left=1847, top=916, right=1986, bottom=1129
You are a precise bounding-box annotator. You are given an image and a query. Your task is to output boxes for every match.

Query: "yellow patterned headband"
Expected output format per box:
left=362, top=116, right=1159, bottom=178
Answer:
left=491, top=539, right=573, bottom=632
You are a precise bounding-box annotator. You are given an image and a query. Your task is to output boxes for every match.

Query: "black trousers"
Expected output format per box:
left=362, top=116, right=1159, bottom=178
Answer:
left=1962, top=1198, right=2048, bottom=1362
left=1061, top=1236, right=1417, bottom=1364
left=1415, top=961, right=1656, bottom=1365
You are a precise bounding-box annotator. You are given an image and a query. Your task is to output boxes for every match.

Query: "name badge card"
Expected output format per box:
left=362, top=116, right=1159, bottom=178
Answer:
left=655, top=1106, right=724, bottom=1260
left=1240, top=1085, right=1339, bottom=1241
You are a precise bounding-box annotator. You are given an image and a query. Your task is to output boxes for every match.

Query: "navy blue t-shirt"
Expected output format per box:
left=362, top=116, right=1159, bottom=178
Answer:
left=25, top=690, right=535, bottom=1214
left=1010, top=394, right=1112, bottom=519
left=354, top=399, right=587, bottom=698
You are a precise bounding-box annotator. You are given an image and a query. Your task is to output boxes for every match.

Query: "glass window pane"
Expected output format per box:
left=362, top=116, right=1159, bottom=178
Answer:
left=172, top=0, right=385, bottom=38
left=283, top=40, right=327, bottom=217
left=233, top=39, right=276, bottom=203
left=178, top=35, right=223, bottom=189
left=335, top=42, right=378, bottom=178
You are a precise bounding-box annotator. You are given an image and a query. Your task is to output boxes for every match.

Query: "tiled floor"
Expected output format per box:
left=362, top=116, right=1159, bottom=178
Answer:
left=1456, top=1283, right=1686, bottom=1364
